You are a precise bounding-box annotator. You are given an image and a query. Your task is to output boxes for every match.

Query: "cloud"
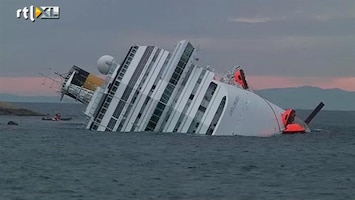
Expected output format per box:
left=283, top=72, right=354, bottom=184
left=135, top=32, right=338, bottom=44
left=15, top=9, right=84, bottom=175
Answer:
left=228, top=17, right=286, bottom=23
left=310, top=15, right=331, bottom=22
left=228, top=13, right=355, bottom=24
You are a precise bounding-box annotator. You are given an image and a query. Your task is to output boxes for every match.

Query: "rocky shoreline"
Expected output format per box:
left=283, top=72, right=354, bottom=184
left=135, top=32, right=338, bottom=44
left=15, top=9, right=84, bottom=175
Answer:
left=0, top=102, right=43, bottom=116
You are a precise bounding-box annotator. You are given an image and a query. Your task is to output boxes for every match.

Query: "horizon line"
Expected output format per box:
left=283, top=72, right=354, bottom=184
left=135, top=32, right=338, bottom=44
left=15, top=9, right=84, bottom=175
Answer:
left=0, top=85, right=354, bottom=97
left=0, top=76, right=355, bottom=96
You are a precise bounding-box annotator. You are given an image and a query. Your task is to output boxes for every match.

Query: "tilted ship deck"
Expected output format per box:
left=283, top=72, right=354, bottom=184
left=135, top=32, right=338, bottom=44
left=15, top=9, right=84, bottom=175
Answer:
left=59, top=40, right=323, bottom=136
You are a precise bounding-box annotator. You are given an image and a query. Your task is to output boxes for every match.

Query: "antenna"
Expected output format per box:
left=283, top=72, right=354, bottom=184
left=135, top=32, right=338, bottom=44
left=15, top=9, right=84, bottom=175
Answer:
left=38, top=68, right=68, bottom=94
left=221, top=65, right=241, bottom=84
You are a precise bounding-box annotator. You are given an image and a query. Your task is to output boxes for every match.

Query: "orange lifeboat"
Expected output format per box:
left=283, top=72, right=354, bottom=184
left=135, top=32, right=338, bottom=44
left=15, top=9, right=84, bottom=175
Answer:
left=283, top=123, right=305, bottom=134
left=281, top=109, right=305, bottom=134
left=282, top=109, right=295, bottom=126
left=233, top=69, right=249, bottom=89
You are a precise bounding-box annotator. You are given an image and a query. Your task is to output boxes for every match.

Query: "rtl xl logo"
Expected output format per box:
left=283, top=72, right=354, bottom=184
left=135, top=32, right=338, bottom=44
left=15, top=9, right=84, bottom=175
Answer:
left=16, top=6, right=60, bottom=22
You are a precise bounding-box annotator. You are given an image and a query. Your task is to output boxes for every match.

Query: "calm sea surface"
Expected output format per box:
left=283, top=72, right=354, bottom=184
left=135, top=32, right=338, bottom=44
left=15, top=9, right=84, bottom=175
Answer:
left=0, top=103, right=354, bottom=200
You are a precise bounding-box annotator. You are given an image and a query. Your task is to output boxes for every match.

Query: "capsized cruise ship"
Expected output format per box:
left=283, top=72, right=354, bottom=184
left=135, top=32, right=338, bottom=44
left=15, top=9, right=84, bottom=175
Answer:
left=59, top=40, right=324, bottom=136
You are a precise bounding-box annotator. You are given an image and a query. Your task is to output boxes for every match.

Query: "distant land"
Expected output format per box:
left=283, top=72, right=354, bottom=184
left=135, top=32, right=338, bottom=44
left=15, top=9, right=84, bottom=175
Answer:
left=256, top=86, right=355, bottom=111
left=1, top=86, right=354, bottom=111
left=0, top=94, right=76, bottom=103
left=0, top=102, right=43, bottom=116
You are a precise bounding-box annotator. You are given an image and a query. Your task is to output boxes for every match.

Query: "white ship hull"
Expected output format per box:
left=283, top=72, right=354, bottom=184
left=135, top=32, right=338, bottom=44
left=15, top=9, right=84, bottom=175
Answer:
left=211, top=83, right=285, bottom=136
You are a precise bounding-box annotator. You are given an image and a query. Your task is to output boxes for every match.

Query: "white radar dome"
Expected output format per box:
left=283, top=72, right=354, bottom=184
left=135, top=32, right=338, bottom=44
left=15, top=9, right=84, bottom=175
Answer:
left=97, top=55, right=115, bottom=75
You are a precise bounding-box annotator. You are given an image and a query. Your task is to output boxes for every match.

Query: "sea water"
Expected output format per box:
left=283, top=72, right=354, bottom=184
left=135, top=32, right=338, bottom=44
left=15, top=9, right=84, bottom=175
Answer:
left=0, top=103, right=354, bottom=200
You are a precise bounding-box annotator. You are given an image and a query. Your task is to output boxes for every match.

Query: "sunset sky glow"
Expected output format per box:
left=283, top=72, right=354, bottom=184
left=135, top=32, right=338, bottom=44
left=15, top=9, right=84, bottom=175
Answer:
left=1, top=0, right=354, bottom=96
left=0, top=76, right=354, bottom=96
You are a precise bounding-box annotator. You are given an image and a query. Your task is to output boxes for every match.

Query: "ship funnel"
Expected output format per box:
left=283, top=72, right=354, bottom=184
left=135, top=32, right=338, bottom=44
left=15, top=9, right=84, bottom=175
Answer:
left=60, top=66, right=104, bottom=104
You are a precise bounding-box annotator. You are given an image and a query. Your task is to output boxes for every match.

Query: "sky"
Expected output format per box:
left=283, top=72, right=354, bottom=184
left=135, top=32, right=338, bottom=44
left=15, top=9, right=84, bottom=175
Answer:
left=0, top=0, right=354, bottom=96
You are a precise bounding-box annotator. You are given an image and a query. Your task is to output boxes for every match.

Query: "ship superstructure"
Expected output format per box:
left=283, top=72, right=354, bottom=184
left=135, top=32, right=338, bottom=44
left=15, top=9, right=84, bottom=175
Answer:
left=60, top=40, right=322, bottom=136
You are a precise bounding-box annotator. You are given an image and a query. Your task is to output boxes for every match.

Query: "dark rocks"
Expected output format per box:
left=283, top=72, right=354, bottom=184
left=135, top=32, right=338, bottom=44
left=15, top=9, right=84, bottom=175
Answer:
left=0, top=102, right=43, bottom=116
left=7, top=121, right=18, bottom=125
